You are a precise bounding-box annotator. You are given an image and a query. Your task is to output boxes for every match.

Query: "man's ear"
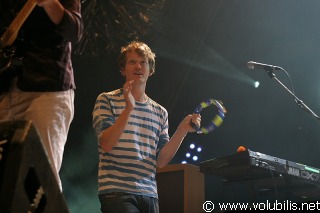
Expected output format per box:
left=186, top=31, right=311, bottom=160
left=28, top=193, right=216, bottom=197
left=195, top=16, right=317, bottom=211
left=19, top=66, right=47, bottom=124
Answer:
left=120, top=69, right=125, bottom=76
left=149, top=69, right=154, bottom=76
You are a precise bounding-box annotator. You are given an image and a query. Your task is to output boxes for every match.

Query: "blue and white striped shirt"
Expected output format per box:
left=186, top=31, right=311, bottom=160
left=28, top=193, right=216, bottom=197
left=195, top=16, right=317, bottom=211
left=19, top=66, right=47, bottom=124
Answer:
left=92, top=88, right=169, bottom=198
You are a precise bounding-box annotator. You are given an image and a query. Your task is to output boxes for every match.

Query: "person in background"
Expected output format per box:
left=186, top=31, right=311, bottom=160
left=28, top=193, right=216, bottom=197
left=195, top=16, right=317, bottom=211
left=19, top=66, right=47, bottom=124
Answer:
left=92, top=41, right=201, bottom=213
left=0, top=0, right=83, bottom=191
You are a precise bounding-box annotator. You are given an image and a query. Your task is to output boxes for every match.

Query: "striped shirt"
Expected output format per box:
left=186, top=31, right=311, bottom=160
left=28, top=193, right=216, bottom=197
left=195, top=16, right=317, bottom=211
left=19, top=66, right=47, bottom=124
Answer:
left=92, top=88, right=170, bottom=198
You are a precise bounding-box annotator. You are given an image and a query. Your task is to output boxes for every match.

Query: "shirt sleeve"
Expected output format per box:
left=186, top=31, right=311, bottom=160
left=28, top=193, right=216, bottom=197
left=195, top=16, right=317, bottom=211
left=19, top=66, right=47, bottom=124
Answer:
left=156, top=109, right=170, bottom=158
left=92, top=93, right=115, bottom=140
left=56, top=0, right=84, bottom=43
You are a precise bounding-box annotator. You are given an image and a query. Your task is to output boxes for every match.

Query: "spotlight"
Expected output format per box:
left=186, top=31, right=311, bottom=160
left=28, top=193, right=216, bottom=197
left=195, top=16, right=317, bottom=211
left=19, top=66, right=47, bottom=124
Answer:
left=192, top=156, right=198, bottom=161
left=253, top=81, right=260, bottom=88
left=181, top=142, right=203, bottom=165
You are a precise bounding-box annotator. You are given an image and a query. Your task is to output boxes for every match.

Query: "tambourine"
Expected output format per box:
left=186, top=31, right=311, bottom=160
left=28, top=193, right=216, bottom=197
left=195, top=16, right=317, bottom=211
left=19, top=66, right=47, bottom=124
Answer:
left=191, top=99, right=227, bottom=134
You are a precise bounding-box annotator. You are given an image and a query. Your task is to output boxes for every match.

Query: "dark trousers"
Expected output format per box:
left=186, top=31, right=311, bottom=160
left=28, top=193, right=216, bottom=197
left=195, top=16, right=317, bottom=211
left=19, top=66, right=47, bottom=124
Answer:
left=99, top=193, right=159, bottom=213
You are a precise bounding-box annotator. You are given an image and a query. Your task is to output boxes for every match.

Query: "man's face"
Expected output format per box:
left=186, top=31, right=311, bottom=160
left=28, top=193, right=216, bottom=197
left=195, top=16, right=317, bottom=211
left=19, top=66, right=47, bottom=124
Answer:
left=121, top=51, right=151, bottom=85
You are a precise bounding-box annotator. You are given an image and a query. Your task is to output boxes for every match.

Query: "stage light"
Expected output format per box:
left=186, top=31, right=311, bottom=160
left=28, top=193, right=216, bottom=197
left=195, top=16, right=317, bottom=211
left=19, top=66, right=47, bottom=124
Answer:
left=181, top=142, right=203, bottom=165
left=254, top=81, right=260, bottom=88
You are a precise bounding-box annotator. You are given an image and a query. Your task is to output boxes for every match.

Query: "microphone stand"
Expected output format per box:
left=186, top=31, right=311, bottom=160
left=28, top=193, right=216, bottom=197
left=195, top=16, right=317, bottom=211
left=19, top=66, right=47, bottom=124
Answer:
left=265, top=67, right=320, bottom=123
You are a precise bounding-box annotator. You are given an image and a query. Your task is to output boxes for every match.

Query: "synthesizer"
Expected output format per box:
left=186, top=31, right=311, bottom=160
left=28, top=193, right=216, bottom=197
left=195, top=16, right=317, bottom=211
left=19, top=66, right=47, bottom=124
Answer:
left=199, top=149, right=320, bottom=186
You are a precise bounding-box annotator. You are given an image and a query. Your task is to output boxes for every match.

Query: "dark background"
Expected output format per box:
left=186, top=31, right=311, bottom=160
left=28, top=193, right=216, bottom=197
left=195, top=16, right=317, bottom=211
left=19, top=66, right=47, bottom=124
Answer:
left=60, top=0, right=320, bottom=212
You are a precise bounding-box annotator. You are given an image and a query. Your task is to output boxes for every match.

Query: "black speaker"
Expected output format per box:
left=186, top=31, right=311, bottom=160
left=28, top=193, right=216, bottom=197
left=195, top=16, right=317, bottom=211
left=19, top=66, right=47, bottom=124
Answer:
left=0, top=120, right=70, bottom=213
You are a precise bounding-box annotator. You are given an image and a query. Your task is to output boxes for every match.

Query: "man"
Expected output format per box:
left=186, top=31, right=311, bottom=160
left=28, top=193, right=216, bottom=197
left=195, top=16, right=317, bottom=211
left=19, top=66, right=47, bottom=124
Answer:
left=92, top=41, right=201, bottom=213
left=0, top=0, right=83, bottom=190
